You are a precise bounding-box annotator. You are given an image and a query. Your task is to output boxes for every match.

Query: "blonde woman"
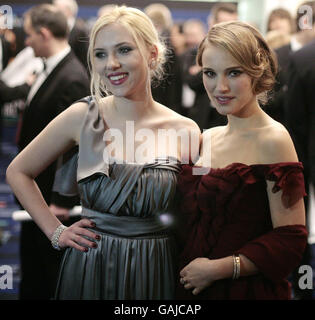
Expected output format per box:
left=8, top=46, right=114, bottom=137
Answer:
left=176, top=21, right=307, bottom=300
left=6, top=6, right=199, bottom=299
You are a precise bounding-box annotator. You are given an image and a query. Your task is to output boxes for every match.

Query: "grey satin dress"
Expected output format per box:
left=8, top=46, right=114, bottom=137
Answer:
left=54, top=97, right=181, bottom=300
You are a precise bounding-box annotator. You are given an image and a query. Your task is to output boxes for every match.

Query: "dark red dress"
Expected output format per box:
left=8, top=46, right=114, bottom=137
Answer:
left=176, top=162, right=308, bottom=300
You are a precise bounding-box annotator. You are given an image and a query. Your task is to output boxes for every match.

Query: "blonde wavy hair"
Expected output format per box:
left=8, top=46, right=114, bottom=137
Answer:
left=197, top=21, right=278, bottom=103
left=88, top=5, right=167, bottom=104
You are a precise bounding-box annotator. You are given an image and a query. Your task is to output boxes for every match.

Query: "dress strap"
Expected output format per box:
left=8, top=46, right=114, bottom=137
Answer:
left=77, top=96, right=110, bottom=181
left=261, top=162, right=306, bottom=208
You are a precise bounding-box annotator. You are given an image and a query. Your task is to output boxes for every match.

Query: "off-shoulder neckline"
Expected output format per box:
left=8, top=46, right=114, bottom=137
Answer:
left=182, top=161, right=303, bottom=171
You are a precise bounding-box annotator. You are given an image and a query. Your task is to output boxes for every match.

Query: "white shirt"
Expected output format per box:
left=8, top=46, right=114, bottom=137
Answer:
left=26, top=45, right=71, bottom=105
left=290, top=35, right=303, bottom=52
left=1, top=47, right=42, bottom=86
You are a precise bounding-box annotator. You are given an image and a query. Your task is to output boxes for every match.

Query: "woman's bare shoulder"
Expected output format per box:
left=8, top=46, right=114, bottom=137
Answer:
left=66, top=100, right=90, bottom=119
left=158, top=104, right=201, bottom=132
left=56, top=100, right=90, bottom=144
left=202, top=125, right=226, bottom=140
left=258, top=121, right=298, bottom=163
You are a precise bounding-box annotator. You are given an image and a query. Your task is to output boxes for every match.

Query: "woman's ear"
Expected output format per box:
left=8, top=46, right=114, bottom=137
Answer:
left=149, top=45, right=158, bottom=69
left=150, top=44, right=158, bottom=60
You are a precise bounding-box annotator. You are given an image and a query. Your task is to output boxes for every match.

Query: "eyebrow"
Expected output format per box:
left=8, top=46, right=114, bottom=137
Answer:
left=202, top=66, right=243, bottom=71
left=93, top=42, right=133, bottom=51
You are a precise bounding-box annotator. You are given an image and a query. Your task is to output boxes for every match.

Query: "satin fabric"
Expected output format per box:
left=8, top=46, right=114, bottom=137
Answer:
left=54, top=97, right=181, bottom=299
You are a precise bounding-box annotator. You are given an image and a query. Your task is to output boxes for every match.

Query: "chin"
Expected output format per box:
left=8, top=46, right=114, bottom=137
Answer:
left=213, top=105, right=229, bottom=116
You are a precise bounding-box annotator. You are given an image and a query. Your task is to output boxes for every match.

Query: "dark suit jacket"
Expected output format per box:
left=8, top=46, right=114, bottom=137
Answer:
left=1, top=35, right=13, bottom=70
left=0, top=79, right=30, bottom=104
left=18, top=51, right=90, bottom=206
left=151, top=29, right=183, bottom=114
left=69, top=19, right=89, bottom=71
left=286, top=40, right=315, bottom=187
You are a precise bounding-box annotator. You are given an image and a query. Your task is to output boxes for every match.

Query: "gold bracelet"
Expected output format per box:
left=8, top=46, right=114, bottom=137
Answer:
left=232, top=254, right=241, bottom=279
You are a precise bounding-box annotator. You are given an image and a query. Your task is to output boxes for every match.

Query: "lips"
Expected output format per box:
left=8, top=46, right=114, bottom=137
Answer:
left=215, top=96, right=235, bottom=105
left=107, top=72, right=129, bottom=85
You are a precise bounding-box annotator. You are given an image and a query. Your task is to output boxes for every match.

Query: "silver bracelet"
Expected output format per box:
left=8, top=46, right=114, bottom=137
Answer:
left=51, top=224, right=68, bottom=251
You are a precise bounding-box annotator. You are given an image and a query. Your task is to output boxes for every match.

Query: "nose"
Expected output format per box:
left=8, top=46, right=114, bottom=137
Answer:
left=106, top=53, right=120, bottom=70
left=216, top=75, right=229, bottom=93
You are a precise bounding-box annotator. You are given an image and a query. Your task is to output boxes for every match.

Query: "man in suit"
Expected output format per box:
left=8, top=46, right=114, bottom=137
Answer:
left=207, top=2, right=238, bottom=29
left=264, top=1, right=315, bottom=125
left=53, top=0, right=89, bottom=71
left=0, top=32, right=14, bottom=151
left=0, top=34, right=12, bottom=72
left=18, top=4, right=90, bottom=299
left=0, top=79, right=31, bottom=104
left=144, top=3, right=183, bottom=115
left=285, top=1, right=315, bottom=300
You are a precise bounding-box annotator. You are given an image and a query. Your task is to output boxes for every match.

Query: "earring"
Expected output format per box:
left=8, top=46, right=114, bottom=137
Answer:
left=150, top=60, right=157, bottom=69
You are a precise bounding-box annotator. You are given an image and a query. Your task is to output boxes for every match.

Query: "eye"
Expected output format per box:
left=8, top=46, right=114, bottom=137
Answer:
left=118, top=46, right=133, bottom=54
left=94, top=51, right=107, bottom=59
left=204, top=70, right=216, bottom=78
left=229, top=70, right=243, bottom=77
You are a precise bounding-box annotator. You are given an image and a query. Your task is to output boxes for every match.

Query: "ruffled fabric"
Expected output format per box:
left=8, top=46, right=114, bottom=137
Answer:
left=259, top=163, right=307, bottom=208
left=178, top=162, right=306, bottom=215
left=176, top=162, right=307, bottom=300
left=236, top=224, right=308, bottom=283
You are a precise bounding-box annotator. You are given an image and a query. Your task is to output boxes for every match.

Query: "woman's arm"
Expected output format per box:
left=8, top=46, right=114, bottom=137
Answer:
left=180, top=254, right=258, bottom=295
left=6, top=102, right=100, bottom=252
left=260, top=128, right=305, bottom=227
left=180, top=126, right=307, bottom=295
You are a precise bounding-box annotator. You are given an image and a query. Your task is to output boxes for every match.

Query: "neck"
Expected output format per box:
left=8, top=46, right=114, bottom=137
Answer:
left=225, top=99, right=268, bottom=133
left=46, top=39, right=68, bottom=58
left=112, top=91, right=156, bottom=121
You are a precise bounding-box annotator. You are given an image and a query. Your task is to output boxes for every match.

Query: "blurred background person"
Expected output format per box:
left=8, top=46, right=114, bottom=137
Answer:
left=53, top=0, right=89, bottom=71
left=207, top=2, right=238, bottom=29
left=285, top=0, right=315, bottom=300
left=265, top=8, right=295, bottom=50
left=264, top=1, right=315, bottom=125
left=144, top=3, right=173, bottom=35
left=144, top=3, right=183, bottom=114
left=267, top=8, right=296, bottom=36
left=170, top=21, right=187, bottom=56
left=0, top=12, right=15, bottom=153
left=0, top=74, right=35, bottom=105
left=97, top=4, right=117, bottom=18
left=263, top=8, right=296, bottom=125
left=180, top=19, right=207, bottom=128
left=17, top=4, right=90, bottom=300
left=0, top=29, right=13, bottom=73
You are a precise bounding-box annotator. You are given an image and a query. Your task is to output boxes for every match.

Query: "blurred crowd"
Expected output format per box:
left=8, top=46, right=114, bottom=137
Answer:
left=0, top=0, right=314, bottom=300
left=1, top=1, right=314, bottom=131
